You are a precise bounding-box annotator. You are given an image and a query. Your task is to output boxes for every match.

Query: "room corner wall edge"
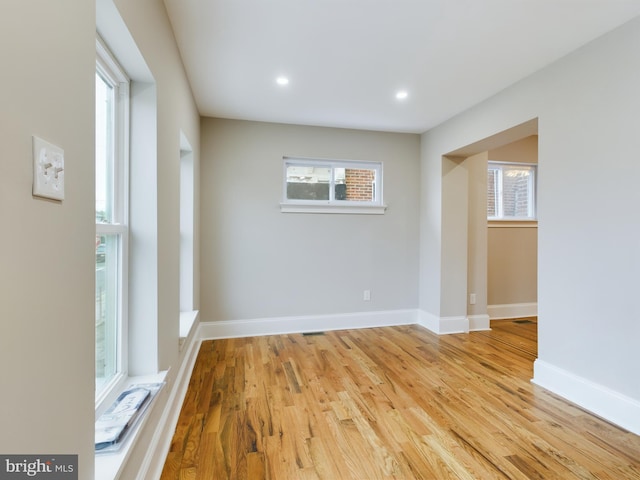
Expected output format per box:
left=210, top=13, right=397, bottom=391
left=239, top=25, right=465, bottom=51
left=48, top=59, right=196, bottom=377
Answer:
left=532, top=359, right=640, bottom=437
left=468, top=314, right=491, bottom=331
left=417, top=310, right=471, bottom=334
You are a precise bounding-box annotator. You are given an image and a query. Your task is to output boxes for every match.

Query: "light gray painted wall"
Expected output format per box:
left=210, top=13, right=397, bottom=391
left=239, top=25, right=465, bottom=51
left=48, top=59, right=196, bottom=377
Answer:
left=106, top=0, right=201, bottom=477
left=0, top=0, right=200, bottom=476
left=113, top=0, right=201, bottom=375
left=200, top=119, right=420, bottom=321
left=0, top=0, right=96, bottom=477
left=421, top=16, right=640, bottom=401
left=466, top=151, right=489, bottom=318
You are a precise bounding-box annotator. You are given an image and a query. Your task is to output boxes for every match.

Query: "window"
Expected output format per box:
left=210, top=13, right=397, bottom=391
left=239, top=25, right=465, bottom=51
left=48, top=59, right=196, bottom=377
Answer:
left=281, top=157, right=385, bottom=214
left=179, top=132, right=198, bottom=346
left=96, top=37, right=129, bottom=401
left=179, top=133, right=194, bottom=315
left=487, top=161, right=536, bottom=220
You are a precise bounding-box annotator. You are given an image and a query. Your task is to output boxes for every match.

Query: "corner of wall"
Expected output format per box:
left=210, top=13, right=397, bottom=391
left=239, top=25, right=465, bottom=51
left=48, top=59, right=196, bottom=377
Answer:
left=533, top=360, right=640, bottom=436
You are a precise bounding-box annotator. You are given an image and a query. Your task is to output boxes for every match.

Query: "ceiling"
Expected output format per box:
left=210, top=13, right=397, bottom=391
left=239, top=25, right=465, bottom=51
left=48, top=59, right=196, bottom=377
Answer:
left=163, top=0, right=640, bottom=134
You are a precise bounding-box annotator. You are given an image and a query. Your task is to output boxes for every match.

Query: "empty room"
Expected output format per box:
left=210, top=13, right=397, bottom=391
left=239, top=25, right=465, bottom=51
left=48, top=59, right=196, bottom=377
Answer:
left=2, top=1, right=640, bottom=479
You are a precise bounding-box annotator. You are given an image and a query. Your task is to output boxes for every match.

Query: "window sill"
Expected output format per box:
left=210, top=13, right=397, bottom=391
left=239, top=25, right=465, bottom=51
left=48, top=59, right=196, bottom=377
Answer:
left=179, top=310, right=199, bottom=351
left=95, top=371, right=167, bottom=480
left=488, top=220, right=538, bottom=228
left=280, top=203, right=387, bottom=215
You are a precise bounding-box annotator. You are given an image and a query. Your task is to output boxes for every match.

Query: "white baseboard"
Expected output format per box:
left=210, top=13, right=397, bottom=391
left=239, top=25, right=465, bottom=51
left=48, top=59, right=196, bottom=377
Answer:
left=416, top=310, right=440, bottom=333
left=533, top=360, right=640, bottom=436
left=136, top=330, right=202, bottom=480
left=438, top=315, right=469, bottom=334
left=488, top=302, right=537, bottom=320
left=198, top=309, right=417, bottom=339
left=417, top=311, right=469, bottom=334
left=468, top=314, right=490, bottom=331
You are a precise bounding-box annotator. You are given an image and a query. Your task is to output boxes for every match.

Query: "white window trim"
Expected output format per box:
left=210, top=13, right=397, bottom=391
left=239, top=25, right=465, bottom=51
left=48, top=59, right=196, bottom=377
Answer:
left=487, top=160, right=537, bottom=221
left=280, top=156, right=386, bottom=214
left=96, top=35, right=130, bottom=411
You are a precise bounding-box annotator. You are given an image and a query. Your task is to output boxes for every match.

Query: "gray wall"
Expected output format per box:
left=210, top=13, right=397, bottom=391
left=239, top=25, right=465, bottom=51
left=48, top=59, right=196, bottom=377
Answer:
left=0, top=0, right=200, bottom=476
left=420, top=15, right=640, bottom=420
left=0, top=0, right=95, bottom=476
left=105, top=0, right=201, bottom=477
left=200, top=118, right=420, bottom=321
left=111, top=0, right=201, bottom=375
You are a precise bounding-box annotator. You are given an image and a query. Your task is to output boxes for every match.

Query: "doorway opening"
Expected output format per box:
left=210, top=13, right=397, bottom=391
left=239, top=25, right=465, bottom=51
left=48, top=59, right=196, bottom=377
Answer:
left=442, top=118, right=538, bottom=358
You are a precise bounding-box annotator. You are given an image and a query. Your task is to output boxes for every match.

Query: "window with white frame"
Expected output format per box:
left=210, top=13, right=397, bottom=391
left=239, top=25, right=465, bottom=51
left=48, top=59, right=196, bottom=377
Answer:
left=281, top=157, right=385, bottom=214
left=487, top=161, right=536, bottom=220
left=95, top=38, right=129, bottom=401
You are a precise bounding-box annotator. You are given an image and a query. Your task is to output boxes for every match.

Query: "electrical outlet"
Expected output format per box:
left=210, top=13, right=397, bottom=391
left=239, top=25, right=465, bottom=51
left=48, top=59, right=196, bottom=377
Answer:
left=469, top=293, right=476, bottom=305
left=33, top=136, right=64, bottom=200
left=363, top=290, right=371, bottom=301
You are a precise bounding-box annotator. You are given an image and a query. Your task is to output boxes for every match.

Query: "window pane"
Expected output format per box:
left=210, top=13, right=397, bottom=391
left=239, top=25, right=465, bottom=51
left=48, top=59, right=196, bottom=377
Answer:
left=341, top=168, right=376, bottom=201
left=487, top=168, right=498, bottom=217
left=286, top=165, right=330, bottom=200
left=96, top=72, right=114, bottom=224
left=95, top=234, right=119, bottom=392
left=502, top=166, right=533, bottom=217
left=487, top=163, right=535, bottom=220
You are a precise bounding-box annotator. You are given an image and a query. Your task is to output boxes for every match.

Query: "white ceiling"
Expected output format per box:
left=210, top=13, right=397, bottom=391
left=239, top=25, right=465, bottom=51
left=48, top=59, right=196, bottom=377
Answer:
left=163, top=0, right=640, bottom=134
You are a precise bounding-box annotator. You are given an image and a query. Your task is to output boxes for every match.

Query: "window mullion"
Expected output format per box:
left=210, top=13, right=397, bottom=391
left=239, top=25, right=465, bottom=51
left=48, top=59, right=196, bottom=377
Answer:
left=115, top=81, right=129, bottom=224
left=329, top=165, right=336, bottom=202
left=96, top=223, right=127, bottom=235
left=497, top=168, right=504, bottom=218
left=528, top=169, right=535, bottom=218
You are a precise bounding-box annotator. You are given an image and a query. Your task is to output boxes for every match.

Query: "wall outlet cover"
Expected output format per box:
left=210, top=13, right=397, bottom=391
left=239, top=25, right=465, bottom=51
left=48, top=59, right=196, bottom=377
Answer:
left=33, top=135, right=64, bottom=201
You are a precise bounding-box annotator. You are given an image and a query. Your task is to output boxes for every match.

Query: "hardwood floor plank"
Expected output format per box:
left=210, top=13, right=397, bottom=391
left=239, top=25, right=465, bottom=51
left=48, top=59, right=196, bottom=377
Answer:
left=161, top=320, right=640, bottom=479
left=307, top=436, right=347, bottom=480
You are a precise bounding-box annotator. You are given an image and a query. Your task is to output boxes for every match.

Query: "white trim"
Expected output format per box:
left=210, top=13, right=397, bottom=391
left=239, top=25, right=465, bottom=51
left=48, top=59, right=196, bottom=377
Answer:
left=198, top=309, right=416, bottom=339
left=438, top=315, right=469, bottom=334
left=95, top=36, right=130, bottom=409
left=488, top=302, right=537, bottom=319
left=532, top=360, right=640, bottom=436
left=95, top=223, right=128, bottom=235
left=95, top=315, right=202, bottom=480
left=468, top=314, right=491, bottom=331
left=487, top=160, right=537, bottom=220
left=280, top=203, right=387, bottom=214
left=488, top=160, right=537, bottom=168
left=416, top=310, right=440, bottom=333
left=179, top=310, right=199, bottom=349
left=417, top=311, right=469, bottom=334
left=135, top=334, right=201, bottom=480
left=94, top=370, right=168, bottom=480
left=488, top=221, right=538, bottom=228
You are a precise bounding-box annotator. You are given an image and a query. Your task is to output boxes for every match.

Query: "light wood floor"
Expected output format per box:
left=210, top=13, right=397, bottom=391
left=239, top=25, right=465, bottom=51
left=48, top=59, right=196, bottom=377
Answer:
left=160, top=319, right=640, bottom=479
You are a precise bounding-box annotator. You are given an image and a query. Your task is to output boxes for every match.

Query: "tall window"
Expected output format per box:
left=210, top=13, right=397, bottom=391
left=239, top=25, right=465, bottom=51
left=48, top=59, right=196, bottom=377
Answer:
left=487, top=161, right=536, bottom=220
left=180, top=134, right=194, bottom=314
left=96, top=38, right=129, bottom=400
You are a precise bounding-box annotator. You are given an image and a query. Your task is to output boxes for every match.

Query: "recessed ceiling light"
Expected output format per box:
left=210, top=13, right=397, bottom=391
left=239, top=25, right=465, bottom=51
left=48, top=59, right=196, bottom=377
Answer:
left=276, top=76, right=289, bottom=86
left=396, top=90, right=408, bottom=100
